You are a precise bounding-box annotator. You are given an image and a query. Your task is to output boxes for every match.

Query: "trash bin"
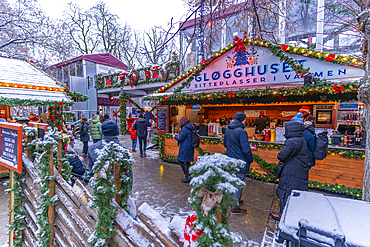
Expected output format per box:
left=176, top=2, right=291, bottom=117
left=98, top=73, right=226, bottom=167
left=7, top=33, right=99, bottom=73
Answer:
left=277, top=190, right=370, bottom=247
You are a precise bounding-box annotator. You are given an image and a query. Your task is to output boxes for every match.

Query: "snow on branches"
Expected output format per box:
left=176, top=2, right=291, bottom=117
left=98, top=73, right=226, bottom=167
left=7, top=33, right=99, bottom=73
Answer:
left=89, top=141, right=134, bottom=247
left=187, top=153, right=244, bottom=246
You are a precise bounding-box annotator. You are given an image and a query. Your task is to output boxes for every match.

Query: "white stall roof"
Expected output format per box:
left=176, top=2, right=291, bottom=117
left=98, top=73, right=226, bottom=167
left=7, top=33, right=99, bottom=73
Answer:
left=0, top=57, right=69, bottom=102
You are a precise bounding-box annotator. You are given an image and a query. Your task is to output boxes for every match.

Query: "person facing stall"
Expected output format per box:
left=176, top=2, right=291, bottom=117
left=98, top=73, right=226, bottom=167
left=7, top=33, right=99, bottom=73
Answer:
left=172, top=117, right=194, bottom=183
left=254, top=111, right=269, bottom=134
left=224, top=112, right=253, bottom=215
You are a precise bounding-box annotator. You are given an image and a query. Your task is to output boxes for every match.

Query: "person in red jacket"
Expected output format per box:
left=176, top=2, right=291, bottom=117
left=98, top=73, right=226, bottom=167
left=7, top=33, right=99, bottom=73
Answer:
left=128, top=126, right=137, bottom=152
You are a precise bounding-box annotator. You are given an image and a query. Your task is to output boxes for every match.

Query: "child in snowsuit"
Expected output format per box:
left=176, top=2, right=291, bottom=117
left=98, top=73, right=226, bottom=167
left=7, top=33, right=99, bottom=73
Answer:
left=128, top=126, right=137, bottom=152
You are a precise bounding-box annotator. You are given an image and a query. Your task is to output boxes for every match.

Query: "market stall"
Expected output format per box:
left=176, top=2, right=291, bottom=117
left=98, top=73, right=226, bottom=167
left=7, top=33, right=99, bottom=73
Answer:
left=145, top=37, right=365, bottom=199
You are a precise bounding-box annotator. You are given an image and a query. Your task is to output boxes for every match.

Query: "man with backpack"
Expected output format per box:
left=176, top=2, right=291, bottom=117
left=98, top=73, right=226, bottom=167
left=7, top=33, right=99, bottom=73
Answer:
left=172, top=117, right=199, bottom=183
left=224, top=112, right=253, bottom=215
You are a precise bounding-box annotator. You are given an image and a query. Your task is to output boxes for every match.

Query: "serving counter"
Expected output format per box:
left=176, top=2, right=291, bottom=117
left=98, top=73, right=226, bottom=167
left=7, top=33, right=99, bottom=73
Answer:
left=161, top=135, right=364, bottom=191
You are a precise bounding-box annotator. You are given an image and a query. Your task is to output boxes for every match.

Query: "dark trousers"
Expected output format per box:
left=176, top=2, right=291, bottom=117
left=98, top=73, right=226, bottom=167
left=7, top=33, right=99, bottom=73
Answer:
left=179, top=161, right=190, bottom=177
left=138, top=137, right=147, bottom=155
left=83, top=141, right=89, bottom=154
left=232, top=172, right=246, bottom=209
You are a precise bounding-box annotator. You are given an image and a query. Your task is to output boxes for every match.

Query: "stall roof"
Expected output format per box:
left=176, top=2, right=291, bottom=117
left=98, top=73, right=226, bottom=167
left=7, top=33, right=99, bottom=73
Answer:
left=48, top=53, right=129, bottom=70
left=0, top=57, right=69, bottom=102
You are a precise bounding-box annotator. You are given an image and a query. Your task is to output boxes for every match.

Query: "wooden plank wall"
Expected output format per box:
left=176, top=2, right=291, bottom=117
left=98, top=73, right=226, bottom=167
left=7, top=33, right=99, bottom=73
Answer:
left=163, top=138, right=364, bottom=189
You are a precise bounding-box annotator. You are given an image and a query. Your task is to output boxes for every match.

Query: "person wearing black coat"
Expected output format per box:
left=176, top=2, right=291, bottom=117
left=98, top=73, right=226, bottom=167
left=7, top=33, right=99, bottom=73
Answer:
left=173, top=117, right=194, bottom=183
left=80, top=117, right=90, bottom=156
left=270, top=121, right=309, bottom=220
left=224, top=112, right=253, bottom=215
left=133, top=114, right=151, bottom=158
left=303, top=115, right=316, bottom=169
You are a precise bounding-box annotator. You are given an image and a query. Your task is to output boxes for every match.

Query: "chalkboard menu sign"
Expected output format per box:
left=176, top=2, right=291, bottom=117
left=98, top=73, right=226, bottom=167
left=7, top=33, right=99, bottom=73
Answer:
left=0, top=123, right=23, bottom=174
left=157, top=105, right=169, bottom=132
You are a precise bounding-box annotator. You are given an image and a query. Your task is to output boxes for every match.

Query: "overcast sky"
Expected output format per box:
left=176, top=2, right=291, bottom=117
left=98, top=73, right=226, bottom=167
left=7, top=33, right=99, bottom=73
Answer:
left=35, top=0, right=189, bottom=31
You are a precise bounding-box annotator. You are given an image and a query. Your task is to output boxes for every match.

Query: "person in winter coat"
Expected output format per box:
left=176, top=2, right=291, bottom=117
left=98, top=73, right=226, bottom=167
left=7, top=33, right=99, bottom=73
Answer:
left=89, top=115, right=102, bottom=143
left=128, top=126, right=138, bottom=152
left=79, top=117, right=90, bottom=156
left=172, top=117, right=194, bottom=183
left=144, top=110, right=153, bottom=121
left=147, top=119, right=154, bottom=142
left=87, top=121, right=131, bottom=185
left=254, top=111, right=269, bottom=134
left=66, top=144, right=86, bottom=186
left=303, top=114, right=316, bottom=169
left=224, top=112, right=253, bottom=215
left=133, top=114, right=151, bottom=158
left=270, top=120, right=309, bottom=221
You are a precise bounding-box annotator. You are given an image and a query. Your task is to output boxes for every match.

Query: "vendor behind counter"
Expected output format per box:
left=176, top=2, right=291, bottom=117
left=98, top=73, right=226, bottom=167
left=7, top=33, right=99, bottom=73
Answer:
left=254, top=111, right=269, bottom=134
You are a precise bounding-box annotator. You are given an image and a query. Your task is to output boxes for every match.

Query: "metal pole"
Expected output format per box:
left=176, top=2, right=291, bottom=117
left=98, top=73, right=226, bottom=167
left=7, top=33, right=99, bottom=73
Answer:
left=198, top=0, right=205, bottom=61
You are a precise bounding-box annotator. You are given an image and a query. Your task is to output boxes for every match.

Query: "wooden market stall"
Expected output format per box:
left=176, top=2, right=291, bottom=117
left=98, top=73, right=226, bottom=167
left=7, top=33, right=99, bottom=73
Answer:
left=146, top=38, right=365, bottom=198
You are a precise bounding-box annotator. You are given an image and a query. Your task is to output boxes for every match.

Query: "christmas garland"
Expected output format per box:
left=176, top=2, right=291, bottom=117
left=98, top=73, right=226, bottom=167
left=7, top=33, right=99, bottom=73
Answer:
left=97, top=60, right=180, bottom=90
left=33, top=128, right=60, bottom=246
left=159, top=134, right=363, bottom=199
left=188, top=153, right=243, bottom=246
left=146, top=81, right=359, bottom=106
left=89, top=141, right=134, bottom=246
left=0, top=171, right=10, bottom=178
left=119, top=92, right=127, bottom=134
left=0, top=97, right=73, bottom=107
left=153, top=37, right=362, bottom=95
left=5, top=171, right=26, bottom=247
left=64, top=88, right=89, bottom=102
left=62, top=111, right=77, bottom=122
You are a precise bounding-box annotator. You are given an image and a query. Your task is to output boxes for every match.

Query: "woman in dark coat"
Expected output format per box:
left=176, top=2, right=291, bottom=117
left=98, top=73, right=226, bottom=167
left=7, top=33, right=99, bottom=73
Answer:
left=270, top=121, right=309, bottom=220
left=80, top=117, right=90, bottom=156
left=303, top=115, right=316, bottom=169
left=172, top=117, right=194, bottom=183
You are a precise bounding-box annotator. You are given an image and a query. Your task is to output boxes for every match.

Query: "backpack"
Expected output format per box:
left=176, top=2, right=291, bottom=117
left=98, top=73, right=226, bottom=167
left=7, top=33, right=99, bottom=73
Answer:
left=186, top=129, right=201, bottom=148
left=313, top=131, right=329, bottom=160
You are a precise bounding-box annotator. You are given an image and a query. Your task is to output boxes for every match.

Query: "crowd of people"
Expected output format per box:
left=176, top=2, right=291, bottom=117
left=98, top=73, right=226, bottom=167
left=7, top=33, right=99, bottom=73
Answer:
left=173, top=109, right=318, bottom=219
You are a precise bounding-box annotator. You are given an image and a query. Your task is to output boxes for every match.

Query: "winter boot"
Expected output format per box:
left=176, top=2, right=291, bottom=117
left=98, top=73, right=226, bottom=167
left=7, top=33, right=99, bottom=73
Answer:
left=181, top=176, right=191, bottom=183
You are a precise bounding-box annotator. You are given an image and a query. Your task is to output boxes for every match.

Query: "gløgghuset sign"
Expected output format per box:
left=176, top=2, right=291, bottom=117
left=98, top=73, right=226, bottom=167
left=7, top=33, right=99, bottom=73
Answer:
left=175, top=46, right=364, bottom=92
left=0, top=123, right=23, bottom=174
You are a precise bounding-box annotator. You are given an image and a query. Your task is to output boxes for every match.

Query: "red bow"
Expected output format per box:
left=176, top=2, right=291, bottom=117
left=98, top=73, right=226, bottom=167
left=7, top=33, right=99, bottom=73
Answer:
left=58, top=126, right=62, bottom=131
left=145, top=71, right=150, bottom=78
left=326, top=54, right=336, bottom=62
left=206, top=99, right=211, bottom=103
left=151, top=66, right=160, bottom=78
left=182, top=215, right=202, bottom=246
left=233, top=35, right=246, bottom=53
left=332, top=85, right=345, bottom=93
left=105, top=78, right=111, bottom=85
left=57, top=102, right=63, bottom=106
left=280, top=44, right=289, bottom=51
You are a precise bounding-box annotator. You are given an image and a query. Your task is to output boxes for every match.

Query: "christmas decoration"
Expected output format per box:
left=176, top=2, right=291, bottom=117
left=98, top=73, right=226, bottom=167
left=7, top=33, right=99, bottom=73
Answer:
left=188, top=153, right=243, bottom=246
left=89, top=141, right=134, bottom=246
left=145, top=80, right=359, bottom=106
left=119, top=93, right=127, bottom=134
left=181, top=215, right=202, bottom=247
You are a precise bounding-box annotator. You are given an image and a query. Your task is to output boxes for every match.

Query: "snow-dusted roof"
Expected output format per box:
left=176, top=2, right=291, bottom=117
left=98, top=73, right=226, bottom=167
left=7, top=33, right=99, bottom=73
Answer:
left=0, top=57, right=69, bottom=102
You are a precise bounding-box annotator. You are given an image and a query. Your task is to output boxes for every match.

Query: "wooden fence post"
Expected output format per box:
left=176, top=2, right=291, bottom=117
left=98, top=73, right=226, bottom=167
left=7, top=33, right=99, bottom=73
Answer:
left=114, top=162, right=122, bottom=207
left=48, top=151, right=55, bottom=246
left=57, top=141, right=63, bottom=173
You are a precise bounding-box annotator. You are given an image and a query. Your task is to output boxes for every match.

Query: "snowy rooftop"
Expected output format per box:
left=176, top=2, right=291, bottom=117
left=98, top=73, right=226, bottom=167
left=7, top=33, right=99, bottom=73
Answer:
left=0, top=57, right=68, bottom=102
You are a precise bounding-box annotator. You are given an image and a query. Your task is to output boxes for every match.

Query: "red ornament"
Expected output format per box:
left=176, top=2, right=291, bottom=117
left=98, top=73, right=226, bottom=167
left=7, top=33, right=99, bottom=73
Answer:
left=326, top=54, right=336, bottom=62
left=13, top=234, right=16, bottom=239
left=339, top=85, right=345, bottom=91
left=50, top=116, right=55, bottom=120
left=205, top=99, right=211, bottom=103
left=119, top=101, right=121, bottom=104
left=201, top=59, right=207, bottom=65
left=164, top=96, right=168, bottom=101
left=57, top=126, right=62, bottom=131
left=82, top=114, right=84, bottom=117
left=160, top=87, right=164, bottom=92
left=65, top=88, right=69, bottom=92
left=66, top=115, right=68, bottom=118
left=30, top=60, right=34, bottom=64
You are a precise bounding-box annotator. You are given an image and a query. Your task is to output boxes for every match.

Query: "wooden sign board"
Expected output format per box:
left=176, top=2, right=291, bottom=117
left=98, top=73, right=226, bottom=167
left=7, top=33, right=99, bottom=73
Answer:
left=157, top=105, right=169, bottom=132
left=0, top=123, right=23, bottom=174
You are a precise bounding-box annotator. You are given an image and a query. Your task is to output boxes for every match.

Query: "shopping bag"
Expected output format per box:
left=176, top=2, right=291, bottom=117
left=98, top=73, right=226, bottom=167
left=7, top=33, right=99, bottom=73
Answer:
left=127, top=196, right=137, bottom=220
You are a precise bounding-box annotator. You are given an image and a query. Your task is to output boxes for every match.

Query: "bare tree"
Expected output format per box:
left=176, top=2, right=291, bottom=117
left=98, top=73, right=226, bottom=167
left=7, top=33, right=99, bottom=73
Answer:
left=0, top=0, right=74, bottom=65
left=64, top=3, right=99, bottom=54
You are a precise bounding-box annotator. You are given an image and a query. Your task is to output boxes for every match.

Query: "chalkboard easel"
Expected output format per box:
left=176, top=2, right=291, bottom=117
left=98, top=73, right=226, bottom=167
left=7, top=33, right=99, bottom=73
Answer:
left=156, top=105, right=169, bottom=132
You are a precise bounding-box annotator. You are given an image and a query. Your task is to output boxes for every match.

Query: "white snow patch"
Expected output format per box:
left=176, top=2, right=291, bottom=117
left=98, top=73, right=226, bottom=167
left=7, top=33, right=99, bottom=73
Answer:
left=169, top=216, right=187, bottom=239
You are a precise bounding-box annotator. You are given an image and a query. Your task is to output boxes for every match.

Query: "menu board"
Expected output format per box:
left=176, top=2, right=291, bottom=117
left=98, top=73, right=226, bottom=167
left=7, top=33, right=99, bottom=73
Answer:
left=0, top=123, right=22, bottom=173
left=157, top=105, right=169, bottom=132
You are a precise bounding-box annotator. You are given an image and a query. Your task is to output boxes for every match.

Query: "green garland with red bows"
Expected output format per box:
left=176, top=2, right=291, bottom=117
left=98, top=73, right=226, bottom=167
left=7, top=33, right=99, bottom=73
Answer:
left=152, top=37, right=362, bottom=95
left=119, top=92, right=127, bottom=134
left=64, top=88, right=89, bottom=102
left=147, top=80, right=358, bottom=106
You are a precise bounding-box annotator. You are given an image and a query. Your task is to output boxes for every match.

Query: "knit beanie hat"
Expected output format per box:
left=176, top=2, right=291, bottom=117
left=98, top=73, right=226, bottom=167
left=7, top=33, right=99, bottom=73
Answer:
left=234, top=112, right=246, bottom=122
left=291, top=112, right=304, bottom=122
left=102, top=120, right=119, bottom=136
left=104, top=114, right=110, bottom=120
left=179, top=117, right=190, bottom=128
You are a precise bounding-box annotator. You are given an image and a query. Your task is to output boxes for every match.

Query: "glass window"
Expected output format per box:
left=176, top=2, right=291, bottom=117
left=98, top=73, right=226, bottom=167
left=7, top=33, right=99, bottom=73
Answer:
left=76, top=60, right=83, bottom=77
left=86, top=61, right=97, bottom=77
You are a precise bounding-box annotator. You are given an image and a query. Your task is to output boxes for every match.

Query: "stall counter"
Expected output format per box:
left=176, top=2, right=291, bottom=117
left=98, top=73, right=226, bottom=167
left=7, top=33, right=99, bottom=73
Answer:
left=162, top=135, right=364, bottom=190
